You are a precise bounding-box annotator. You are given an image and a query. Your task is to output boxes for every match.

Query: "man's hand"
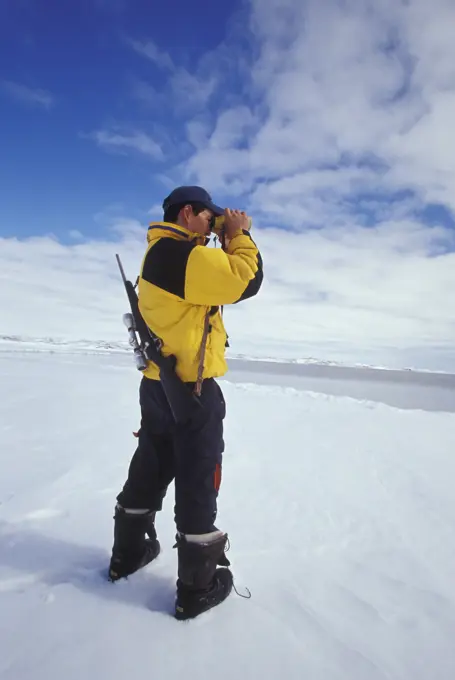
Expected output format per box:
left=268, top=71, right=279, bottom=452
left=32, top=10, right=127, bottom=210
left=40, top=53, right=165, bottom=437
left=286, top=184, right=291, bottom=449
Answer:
left=223, top=209, right=250, bottom=240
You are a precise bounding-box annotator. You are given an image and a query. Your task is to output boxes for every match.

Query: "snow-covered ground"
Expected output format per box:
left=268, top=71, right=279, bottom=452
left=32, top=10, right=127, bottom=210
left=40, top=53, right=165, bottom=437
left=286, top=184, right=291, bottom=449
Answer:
left=1, top=350, right=455, bottom=680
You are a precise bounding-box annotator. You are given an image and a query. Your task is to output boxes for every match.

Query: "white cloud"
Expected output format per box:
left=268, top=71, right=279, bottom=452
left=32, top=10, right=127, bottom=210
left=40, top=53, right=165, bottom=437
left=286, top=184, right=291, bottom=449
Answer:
left=128, top=39, right=175, bottom=71
left=89, top=129, right=163, bottom=159
left=131, top=79, right=160, bottom=107
left=170, top=69, right=217, bottom=108
left=205, top=107, right=257, bottom=151
left=182, top=0, right=455, bottom=228
left=148, top=203, right=163, bottom=217
left=1, top=80, right=55, bottom=110
left=186, top=118, right=212, bottom=148
left=128, top=38, right=217, bottom=111
left=109, top=217, right=146, bottom=239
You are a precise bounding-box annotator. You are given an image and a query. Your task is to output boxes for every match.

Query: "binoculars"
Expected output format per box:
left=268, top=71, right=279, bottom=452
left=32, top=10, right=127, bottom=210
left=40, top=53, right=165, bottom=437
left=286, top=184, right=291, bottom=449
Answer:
left=209, top=215, right=253, bottom=236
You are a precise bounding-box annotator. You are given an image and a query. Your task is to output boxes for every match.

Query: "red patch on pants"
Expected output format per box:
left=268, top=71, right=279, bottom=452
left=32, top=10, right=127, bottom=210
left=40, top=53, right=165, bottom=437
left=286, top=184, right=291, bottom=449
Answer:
left=214, top=463, right=222, bottom=491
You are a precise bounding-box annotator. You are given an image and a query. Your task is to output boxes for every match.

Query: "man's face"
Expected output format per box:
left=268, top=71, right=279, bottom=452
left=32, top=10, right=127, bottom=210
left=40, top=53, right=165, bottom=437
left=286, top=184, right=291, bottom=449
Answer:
left=186, top=207, right=214, bottom=236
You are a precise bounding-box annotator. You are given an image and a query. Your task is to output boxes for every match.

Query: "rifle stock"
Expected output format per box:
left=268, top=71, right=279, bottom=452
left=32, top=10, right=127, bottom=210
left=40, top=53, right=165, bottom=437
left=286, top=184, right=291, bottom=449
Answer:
left=115, top=254, right=202, bottom=424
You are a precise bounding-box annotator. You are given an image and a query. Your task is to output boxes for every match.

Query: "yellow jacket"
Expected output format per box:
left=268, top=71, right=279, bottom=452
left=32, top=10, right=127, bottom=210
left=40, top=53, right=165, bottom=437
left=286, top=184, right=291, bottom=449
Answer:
left=137, top=222, right=263, bottom=382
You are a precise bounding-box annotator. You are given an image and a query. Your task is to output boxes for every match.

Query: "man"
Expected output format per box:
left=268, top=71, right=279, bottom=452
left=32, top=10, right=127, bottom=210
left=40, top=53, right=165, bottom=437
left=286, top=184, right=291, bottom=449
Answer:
left=108, top=185, right=263, bottom=620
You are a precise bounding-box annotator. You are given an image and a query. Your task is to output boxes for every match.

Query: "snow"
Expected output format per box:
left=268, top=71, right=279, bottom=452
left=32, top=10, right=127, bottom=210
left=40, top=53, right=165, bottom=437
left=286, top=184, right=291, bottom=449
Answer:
left=1, top=351, right=455, bottom=679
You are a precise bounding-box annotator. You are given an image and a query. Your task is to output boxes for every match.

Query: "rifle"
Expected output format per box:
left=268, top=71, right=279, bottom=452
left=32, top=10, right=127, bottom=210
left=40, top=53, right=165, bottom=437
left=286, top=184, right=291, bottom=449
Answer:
left=115, top=253, right=202, bottom=425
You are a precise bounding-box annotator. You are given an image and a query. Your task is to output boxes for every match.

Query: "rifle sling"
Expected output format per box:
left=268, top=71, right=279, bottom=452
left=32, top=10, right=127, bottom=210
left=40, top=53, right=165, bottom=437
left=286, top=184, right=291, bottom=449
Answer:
left=194, top=311, right=211, bottom=397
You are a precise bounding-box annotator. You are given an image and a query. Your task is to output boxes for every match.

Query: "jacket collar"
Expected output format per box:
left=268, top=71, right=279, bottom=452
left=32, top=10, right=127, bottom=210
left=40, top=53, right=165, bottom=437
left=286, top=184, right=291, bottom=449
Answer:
left=147, top=221, right=208, bottom=245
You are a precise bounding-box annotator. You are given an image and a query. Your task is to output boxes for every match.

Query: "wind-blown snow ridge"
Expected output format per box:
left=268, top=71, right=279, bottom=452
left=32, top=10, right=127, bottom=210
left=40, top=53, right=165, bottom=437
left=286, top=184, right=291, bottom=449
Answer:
left=0, top=335, right=450, bottom=375
left=0, top=335, right=130, bottom=355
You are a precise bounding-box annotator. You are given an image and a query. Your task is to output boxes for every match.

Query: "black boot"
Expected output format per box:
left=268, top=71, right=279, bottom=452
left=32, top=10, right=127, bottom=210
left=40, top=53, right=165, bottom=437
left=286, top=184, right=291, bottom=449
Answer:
left=108, top=505, right=160, bottom=581
left=174, top=531, right=233, bottom=621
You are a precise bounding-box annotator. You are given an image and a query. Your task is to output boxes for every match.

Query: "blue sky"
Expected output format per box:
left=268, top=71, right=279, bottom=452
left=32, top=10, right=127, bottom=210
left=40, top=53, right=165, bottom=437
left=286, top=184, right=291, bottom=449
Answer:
left=1, top=0, right=455, bottom=243
left=1, top=0, right=455, bottom=370
left=0, top=0, right=245, bottom=239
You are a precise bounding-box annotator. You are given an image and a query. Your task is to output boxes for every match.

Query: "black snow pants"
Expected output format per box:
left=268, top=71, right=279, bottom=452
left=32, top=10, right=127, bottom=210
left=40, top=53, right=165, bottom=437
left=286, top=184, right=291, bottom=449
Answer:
left=116, top=376, right=226, bottom=535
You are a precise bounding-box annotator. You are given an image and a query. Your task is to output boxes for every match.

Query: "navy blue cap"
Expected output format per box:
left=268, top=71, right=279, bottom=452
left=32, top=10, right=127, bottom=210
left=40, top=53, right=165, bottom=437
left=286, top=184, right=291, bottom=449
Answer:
left=162, top=186, right=225, bottom=217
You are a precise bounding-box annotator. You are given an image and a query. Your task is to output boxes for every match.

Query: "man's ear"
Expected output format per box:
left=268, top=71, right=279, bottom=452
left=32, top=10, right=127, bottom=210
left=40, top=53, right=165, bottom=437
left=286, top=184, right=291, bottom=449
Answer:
left=180, top=204, right=193, bottom=224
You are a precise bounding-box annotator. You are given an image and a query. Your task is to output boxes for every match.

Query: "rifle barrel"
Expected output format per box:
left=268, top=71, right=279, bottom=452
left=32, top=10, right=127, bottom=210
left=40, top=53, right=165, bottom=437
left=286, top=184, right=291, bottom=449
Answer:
left=115, top=253, right=127, bottom=284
